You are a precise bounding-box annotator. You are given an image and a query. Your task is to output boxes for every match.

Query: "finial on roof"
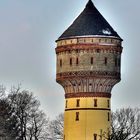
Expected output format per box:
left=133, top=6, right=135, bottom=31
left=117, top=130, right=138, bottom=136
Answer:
left=86, top=0, right=94, bottom=9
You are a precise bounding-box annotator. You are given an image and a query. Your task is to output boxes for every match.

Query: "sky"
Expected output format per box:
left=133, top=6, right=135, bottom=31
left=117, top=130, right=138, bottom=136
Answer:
left=0, top=0, right=140, bottom=118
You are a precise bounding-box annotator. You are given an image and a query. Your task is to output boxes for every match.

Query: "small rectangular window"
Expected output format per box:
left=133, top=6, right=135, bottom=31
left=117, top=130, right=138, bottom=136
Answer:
left=76, top=99, right=80, bottom=107
left=108, top=112, right=110, bottom=121
left=91, top=57, right=93, bottom=64
left=94, top=134, right=97, bottom=140
left=76, top=112, right=79, bottom=121
left=60, top=59, right=62, bottom=67
left=118, top=58, right=120, bottom=66
left=105, top=57, right=107, bottom=65
left=76, top=58, right=79, bottom=65
left=94, top=99, right=97, bottom=107
left=70, top=58, right=72, bottom=66
left=115, top=58, right=120, bottom=67
left=115, top=58, right=117, bottom=67
left=65, top=100, right=68, bottom=108
left=107, top=100, right=110, bottom=108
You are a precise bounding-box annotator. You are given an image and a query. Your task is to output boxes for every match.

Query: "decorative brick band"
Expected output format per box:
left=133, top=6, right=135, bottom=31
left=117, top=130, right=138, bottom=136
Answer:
left=65, top=108, right=111, bottom=111
left=57, top=71, right=120, bottom=81
left=56, top=44, right=122, bottom=54
left=65, top=92, right=111, bottom=98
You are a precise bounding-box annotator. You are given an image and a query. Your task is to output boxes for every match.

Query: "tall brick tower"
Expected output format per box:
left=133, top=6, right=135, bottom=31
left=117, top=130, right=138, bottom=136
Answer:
left=55, top=0, right=123, bottom=140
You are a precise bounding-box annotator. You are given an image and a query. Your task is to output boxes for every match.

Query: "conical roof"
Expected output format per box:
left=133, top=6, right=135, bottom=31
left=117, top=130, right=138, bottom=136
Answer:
left=58, top=0, right=121, bottom=40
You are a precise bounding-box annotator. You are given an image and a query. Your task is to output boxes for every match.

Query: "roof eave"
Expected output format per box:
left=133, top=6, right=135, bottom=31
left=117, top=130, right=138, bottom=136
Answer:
left=56, top=35, right=123, bottom=42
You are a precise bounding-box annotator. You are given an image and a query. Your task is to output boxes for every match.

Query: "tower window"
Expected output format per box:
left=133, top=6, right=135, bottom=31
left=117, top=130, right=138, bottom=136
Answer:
left=94, top=134, right=97, bottom=140
left=70, top=58, right=72, bottom=66
left=76, top=99, right=80, bottom=107
left=115, top=58, right=117, bottom=67
left=115, top=58, right=120, bottom=67
left=107, top=100, right=110, bottom=108
left=91, top=57, right=93, bottom=64
left=108, top=112, right=110, bottom=121
left=60, top=59, right=62, bottom=67
left=94, top=99, right=97, bottom=107
left=65, top=100, right=68, bottom=108
left=76, top=58, right=79, bottom=65
left=76, top=112, right=79, bottom=121
left=118, top=58, right=120, bottom=66
left=104, top=57, right=107, bottom=65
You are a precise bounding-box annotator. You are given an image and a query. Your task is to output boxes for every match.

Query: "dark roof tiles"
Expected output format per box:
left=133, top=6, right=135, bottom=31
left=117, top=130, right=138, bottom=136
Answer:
left=58, top=0, right=121, bottom=40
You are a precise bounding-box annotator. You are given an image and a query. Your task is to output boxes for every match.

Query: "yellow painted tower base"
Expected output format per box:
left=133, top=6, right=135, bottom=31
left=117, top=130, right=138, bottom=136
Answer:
left=64, top=97, right=110, bottom=140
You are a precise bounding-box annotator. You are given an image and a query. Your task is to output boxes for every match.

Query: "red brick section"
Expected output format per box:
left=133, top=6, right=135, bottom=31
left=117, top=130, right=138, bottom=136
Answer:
left=65, top=92, right=111, bottom=98
left=56, top=44, right=122, bottom=54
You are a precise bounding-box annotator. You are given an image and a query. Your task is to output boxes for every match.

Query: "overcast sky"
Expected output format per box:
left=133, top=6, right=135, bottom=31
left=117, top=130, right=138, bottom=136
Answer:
left=0, top=0, right=140, bottom=118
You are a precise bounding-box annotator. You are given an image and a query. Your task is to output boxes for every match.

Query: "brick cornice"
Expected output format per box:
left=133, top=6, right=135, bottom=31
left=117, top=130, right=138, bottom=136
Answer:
left=65, top=92, right=111, bottom=98
left=56, top=44, right=122, bottom=54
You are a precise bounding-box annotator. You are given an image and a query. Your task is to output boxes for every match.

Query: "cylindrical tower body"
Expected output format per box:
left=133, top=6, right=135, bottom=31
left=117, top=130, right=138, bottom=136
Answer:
left=56, top=1, right=123, bottom=140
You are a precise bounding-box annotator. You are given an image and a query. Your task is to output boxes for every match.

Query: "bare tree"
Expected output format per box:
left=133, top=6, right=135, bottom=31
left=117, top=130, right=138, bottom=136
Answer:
left=0, top=98, right=18, bottom=140
left=49, top=113, right=64, bottom=140
left=109, top=108, right=140, bottom=140
left=7, top=86, right=49, bottom=140
left=27, top=110, right=49, bottom=140
left=0, top=85, right=6, bottom=98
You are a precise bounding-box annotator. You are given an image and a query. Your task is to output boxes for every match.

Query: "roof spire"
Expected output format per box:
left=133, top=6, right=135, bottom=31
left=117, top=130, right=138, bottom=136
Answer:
left=86, top=0, right=94, bottom=9
left=57, top=0, right=121, bottom=40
